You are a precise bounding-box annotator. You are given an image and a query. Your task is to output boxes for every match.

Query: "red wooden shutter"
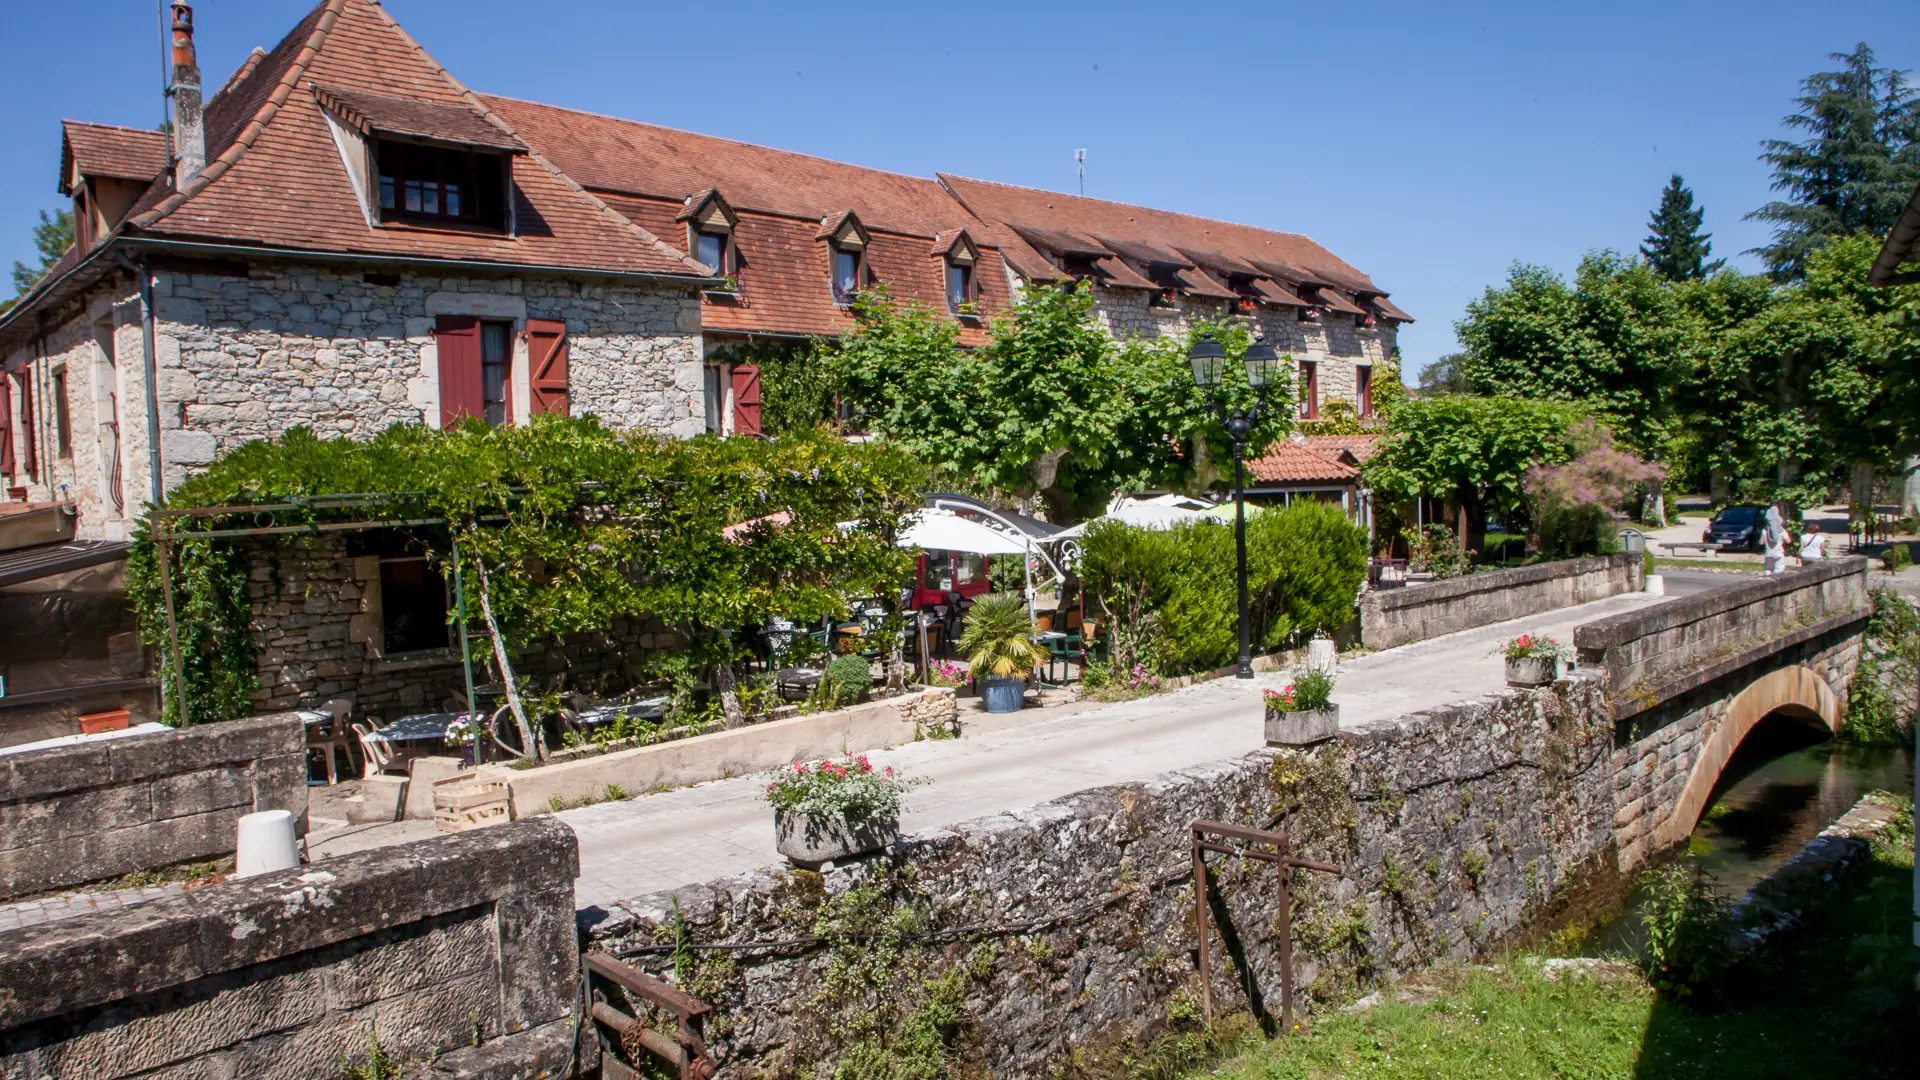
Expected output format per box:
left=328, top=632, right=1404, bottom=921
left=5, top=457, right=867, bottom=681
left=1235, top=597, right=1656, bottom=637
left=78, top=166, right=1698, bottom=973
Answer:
left=0, top=373, right=13, bottom=477
left=1357, top=365, right=1373, bottom=417
left=1299, top=361, right=1319, bottom=419
left=525, top=318, right=569, bottom=417
left=14, top=373, right=35, bottom=480
left=730, top=364, right=762, bottom=436
left=435, top=316, right=483, bottom=428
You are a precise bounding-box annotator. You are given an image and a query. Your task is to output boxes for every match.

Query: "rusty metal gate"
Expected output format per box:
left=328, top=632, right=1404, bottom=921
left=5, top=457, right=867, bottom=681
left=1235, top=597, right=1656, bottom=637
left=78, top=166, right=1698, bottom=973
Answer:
left=1190, top=819, right=1340, bottom=1032
left=584, top=951, right=716, bottom=1080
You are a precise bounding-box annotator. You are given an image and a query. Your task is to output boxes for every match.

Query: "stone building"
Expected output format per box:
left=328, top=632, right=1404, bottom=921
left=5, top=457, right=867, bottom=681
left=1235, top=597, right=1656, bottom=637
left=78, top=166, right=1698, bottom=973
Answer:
left=0, top=0, right=713, bottom=542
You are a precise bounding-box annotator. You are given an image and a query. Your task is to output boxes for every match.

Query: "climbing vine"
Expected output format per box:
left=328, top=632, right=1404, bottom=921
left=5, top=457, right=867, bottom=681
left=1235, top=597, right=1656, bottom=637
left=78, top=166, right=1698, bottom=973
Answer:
left=127, top=418, right=924, bottom=741
left=1844, top=587, right=1919, bottom=745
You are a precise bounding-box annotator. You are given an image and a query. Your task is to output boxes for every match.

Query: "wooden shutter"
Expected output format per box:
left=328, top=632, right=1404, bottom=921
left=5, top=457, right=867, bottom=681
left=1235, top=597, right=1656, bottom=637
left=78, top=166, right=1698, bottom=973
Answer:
left=14, top=373, right=35, bottom=480
left=525, top=318, right=569, bottom=417
left=730, top=364, right=762, bottom=436
left=435, top=315, right=483, bottom=428
left=1357, top=365, right=1373, bottom=418
left=0, top=373, right=12, bottom=477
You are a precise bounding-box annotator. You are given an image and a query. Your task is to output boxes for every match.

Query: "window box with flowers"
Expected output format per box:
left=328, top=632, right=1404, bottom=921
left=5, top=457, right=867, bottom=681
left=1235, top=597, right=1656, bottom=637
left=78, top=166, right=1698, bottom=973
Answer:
left=1500, top=634, right=1570, bottom=687
left=766, top=755, right=922, bottom=869
left=704, top=274, right=741, bottom=297
left=1263, top=666, right=1339, bottom=746
left=955, top=300, right=982, bottom=318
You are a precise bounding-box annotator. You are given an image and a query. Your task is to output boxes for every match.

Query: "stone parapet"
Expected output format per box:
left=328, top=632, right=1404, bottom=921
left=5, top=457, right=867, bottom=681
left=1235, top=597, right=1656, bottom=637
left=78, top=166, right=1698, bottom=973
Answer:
left=1360, top=553, right=1641, bottom=650
left=0, top=712, right=308, bottom=900
left=0, top=818, right=581, bottom=1080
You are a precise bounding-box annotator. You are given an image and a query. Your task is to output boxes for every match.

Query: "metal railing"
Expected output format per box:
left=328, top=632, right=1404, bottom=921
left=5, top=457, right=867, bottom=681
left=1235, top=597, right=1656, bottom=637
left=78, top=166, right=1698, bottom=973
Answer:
left=584, top=951, right=716, bottom=1080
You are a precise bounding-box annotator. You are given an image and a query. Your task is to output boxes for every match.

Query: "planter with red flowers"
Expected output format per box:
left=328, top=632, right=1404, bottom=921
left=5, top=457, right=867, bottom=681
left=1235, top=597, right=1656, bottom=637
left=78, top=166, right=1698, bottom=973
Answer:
left=765, top=755, right=922, bottom=870
left=1263, top=665, right=1339, bottom=746
left=1501, top=634, right=1570, bottom=687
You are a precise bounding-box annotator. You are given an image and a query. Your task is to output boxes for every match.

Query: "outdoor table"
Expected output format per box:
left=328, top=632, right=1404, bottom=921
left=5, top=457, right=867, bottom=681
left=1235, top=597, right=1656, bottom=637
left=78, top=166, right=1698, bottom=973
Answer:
left=368, top=711, right=467, bottom=745
left=774, top=666, right=823, bottom=701
left=0, top=722, right=170, bottom=756
left=572, top=695, right=672, bottom=727
left=295, top=709, right=333, bottom=728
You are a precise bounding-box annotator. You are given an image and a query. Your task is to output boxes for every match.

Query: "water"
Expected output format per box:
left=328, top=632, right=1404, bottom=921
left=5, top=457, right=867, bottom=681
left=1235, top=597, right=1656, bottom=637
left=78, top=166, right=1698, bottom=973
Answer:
left=1580, top=722, right=1912, bottom=954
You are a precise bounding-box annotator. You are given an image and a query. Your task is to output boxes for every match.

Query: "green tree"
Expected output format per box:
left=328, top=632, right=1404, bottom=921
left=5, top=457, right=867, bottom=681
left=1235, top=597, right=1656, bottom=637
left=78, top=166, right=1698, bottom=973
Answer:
left=1641, top=174, right=1725, bottom=281
left=1747, top=43, right=1920, bottom=281
left=1416, top=353, right=1473, bottom=395
left=9, top=208, right=73, bottom=300
left=1364, top=395, right=1587, bottom=554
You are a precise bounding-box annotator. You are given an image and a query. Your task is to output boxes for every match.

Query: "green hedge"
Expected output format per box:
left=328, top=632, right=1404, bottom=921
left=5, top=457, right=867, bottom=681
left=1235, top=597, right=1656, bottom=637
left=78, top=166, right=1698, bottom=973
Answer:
left=1078, top=500, right=1367, bottom=674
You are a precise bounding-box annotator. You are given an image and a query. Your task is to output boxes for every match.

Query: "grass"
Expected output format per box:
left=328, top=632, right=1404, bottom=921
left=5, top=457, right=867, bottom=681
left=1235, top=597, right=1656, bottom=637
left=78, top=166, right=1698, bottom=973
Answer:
left=1195, top=808, right=1917, bottom=1080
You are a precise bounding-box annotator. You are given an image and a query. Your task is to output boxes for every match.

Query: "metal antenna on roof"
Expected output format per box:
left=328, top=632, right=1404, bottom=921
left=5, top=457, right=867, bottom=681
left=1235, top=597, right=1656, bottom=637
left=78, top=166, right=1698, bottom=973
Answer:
left=1075, top=149, right=1086, bottom=196
left=157, top=0, right=171, bottom=137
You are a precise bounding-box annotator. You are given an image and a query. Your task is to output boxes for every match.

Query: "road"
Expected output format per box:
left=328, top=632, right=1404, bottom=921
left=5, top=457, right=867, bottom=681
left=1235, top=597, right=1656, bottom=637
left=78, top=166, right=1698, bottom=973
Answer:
left=563, top=586, right=1682, bottom=915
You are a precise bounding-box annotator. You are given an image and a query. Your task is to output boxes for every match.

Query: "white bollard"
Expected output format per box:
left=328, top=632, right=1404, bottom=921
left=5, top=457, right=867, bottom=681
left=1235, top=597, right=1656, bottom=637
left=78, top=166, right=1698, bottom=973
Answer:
left=1307, top=635, right=1337, bottom=675
left=235, top=809, right=299, bottom=878
left=1644, top=574, right=1666, bottom=596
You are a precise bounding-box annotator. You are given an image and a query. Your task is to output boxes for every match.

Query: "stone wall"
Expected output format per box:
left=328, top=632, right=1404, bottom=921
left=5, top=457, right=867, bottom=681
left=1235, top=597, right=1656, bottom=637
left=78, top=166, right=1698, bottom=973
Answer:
left=0, top=713, right=307, bottom=901
left=588, top=678, right=1615, bottom=1078
left=1360, top=553, right=1642, bottom=650
left=244, top=532, right=678, bottom=723
left=154, top=262, right=703, bottom=490
left=0, top=818, right=581, bottom=1080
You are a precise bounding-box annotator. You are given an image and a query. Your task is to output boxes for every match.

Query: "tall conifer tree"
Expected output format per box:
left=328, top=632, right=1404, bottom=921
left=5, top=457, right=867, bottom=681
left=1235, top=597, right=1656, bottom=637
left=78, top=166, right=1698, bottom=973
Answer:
left=1641, top=175, right=1724, bottom=281
left=1746, top=43, right=1920, bottom=281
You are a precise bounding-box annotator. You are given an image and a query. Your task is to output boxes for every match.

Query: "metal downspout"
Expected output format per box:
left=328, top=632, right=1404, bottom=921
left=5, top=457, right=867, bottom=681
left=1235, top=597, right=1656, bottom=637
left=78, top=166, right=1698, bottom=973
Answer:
left=114, top=255, right=164, bottom=507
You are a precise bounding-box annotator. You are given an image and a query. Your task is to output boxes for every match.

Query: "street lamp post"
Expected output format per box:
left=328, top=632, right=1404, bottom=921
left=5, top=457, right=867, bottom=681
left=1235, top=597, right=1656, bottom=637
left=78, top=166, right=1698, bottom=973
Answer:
left=1189, top=334, right=1279, bottom=679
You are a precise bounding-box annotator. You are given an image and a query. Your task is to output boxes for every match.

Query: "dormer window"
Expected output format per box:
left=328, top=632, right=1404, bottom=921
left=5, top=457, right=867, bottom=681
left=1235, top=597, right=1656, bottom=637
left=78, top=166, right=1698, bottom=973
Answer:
left=947, top=263, right=972, bottom=311
left=678, top=189, right=739, bottom=287
left=819, top=210, right=872, bottom=306
left=697, top=232, right=727, bottom=274
left=373, top=139, right=507, bottom=228
left=934, top=229, right=981, bottom=315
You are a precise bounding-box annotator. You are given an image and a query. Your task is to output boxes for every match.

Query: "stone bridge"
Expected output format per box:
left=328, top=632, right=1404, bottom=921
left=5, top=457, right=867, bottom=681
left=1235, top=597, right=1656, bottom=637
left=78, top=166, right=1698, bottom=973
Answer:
left=1576, top=557, right=1870, bottom=870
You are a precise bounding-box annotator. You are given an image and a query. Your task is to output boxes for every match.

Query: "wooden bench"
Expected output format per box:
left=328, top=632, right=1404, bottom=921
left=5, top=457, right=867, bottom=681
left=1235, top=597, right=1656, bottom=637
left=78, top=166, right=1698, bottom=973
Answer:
left=1657, top=542, right=1719, bottom=558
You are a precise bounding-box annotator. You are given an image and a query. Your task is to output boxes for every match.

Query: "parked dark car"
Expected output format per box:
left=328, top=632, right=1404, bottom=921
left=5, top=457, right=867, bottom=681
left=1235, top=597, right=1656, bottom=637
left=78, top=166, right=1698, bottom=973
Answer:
left=1703, top=505, right=1767, bottom=551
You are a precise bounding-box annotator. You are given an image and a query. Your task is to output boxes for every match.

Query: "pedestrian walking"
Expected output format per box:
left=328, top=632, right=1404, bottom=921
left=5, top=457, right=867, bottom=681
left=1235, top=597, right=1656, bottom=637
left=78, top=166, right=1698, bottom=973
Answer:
left=1763, top=502, right=1788, bottom=575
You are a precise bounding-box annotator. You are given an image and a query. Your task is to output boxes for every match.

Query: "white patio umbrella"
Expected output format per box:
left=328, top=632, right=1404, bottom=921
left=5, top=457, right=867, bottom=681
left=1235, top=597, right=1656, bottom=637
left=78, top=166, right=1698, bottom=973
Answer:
left=1052, top=499, right=1208, bottom=539
left=895, top=509, right=1032, bottom=555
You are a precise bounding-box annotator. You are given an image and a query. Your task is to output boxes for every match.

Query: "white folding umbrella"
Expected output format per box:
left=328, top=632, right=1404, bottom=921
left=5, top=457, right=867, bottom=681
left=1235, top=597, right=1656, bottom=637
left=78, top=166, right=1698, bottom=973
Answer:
left=1052, top=499, right=1208, bottom=539
left=895, top=509, right=1032, bottom=555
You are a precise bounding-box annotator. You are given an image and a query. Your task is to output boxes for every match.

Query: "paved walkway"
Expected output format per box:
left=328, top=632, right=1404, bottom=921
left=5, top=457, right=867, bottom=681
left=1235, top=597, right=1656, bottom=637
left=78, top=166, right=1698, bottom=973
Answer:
left=564, top=589, right=1673, bottom=913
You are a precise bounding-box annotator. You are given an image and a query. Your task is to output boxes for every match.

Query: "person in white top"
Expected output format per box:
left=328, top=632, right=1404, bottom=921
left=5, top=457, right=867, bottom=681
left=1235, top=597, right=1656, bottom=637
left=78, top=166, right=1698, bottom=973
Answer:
left=1797, top=522, right=1826, bottom=564
left=1763, top=502, right=1788, bottom=575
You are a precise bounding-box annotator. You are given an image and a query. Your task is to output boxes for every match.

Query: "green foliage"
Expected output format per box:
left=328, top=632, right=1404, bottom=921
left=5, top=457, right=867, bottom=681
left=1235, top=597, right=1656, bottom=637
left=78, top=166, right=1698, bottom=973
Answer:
left=125, top=528, right=258, bottom=725
left=953, top=591, right=1047, bottom=678
left=823, top=654, right=875, bottom=707
left=1405, top=522, right=1470, bottom=578
left=338, top=1036, right=401, bottom=1080
left=1536, top=503, right=1612, bottom=559
left=1636, top=862, right=1731, bottom=997
left=1366, top=395, right=1587, bottom=550
left=9, top=208, right=73, bottom=299
left=1845, top=588, right=1918, bottom=744
left=1296, top=399, right=1365, bottom=437
left=716, top=338, right=841, bottom=436
left=1882, top=543, right=1913, bottom=572
left=1289, top=665, right=1334, bottom=711
left=1416, top=352, right=1473, bottom=395
left=1641, top=174, right=1725, bottom=281
left=129, top=418, right=923, bottom=725
left=834, top=283, right=1293, bottom=520
left=1747, top=42, right=1920, bottom=281
left=1079, top=501, right=1366, bottom=674
left=763, top=756, right=917, bottom=820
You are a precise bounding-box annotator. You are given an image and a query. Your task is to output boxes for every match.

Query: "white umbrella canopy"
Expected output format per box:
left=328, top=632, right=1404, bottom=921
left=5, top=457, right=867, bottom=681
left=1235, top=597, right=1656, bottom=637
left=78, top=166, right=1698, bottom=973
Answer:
left=895, top=509, right=1032, bottom=555
left=1052, top=498, right=1211, bottom=539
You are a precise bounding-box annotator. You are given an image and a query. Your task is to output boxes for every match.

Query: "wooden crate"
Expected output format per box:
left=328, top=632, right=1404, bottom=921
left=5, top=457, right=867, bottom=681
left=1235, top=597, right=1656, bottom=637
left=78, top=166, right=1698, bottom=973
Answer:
left=432, top=773, right=511, bottom=833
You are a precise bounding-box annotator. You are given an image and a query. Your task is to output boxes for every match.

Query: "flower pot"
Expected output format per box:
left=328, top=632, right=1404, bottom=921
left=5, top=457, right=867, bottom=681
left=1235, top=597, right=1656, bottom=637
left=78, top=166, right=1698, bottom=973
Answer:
left=1265, top=703, right=1340, bottom=746
left=1644, top=573, right=1665, bottom=596
left=774, top=809, right=900, bottom=870
left=982, top=675, right=1026, bottom=714
left=1505, top=656, right=1556, bottom=687
left=77, top=709, right=131, bottom=735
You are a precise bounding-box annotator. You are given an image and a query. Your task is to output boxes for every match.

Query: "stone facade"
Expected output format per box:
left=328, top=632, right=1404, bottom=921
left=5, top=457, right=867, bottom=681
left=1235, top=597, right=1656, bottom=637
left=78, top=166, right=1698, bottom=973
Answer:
left=0, top=712, right=308, bottom=900
left=243, top=533, right=680, bottom=723
left=589, top=680, right=1617, bottom=1078
left=0, top=818, right=580, bottom=1080
left=10, top=259, right=705, bottom=539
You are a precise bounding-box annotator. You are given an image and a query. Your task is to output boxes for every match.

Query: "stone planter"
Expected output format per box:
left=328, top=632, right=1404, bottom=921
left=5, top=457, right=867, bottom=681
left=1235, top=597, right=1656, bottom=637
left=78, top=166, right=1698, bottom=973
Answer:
left=982, top=675, right=1026, bottom=714
left=774, top=809, right=900, bottom=870
left=1504, top=656, right=1557, bottom=687
left=1265, top=703, right=1340, bottom=746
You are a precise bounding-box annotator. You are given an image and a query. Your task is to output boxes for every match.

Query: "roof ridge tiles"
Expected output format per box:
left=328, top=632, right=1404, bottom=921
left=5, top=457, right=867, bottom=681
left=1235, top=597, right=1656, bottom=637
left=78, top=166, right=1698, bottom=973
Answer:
left=60, top=119, right=168, bottom=137
left=934, top=172, right=1320, bottom=245
left=128, top=0, right=344, bottom=232
left=360, top=2, right=710, bottom=278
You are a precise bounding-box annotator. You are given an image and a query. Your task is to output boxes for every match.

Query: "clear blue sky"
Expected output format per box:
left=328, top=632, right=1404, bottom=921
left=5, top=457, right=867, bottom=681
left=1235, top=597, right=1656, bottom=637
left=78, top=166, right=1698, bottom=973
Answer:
left=7, top=1, right=1916, bottom=381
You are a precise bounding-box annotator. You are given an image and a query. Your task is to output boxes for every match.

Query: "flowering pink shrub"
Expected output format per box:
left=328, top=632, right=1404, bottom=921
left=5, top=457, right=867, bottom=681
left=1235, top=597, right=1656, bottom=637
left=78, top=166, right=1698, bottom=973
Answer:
left=926, top=660, right=968, bottom=689
left=1523, top=420, right=1664, bottom=516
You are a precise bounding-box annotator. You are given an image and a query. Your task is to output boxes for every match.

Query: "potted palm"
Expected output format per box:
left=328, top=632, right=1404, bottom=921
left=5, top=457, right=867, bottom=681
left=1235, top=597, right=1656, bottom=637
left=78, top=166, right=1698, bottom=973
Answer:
left=1263, top=665, right=1339, bottom=746
left=765, top=755, right=920, bottom=870
left=1501, top=634, right=1569, bottom=687
left=955, top=592, right=1048, bottom=714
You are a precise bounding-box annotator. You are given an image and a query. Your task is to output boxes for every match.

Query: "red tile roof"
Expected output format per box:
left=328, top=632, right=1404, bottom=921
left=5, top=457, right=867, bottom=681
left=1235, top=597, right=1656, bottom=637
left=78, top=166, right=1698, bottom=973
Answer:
left=1246, top=443, right=1361, bottom=485
left=481, top=95, right=1011, bottom=342
left=1300, top=432, right=1384, bottom=463
left=940, top=174, right=1408, bottom=321
left=59, top=122, right=168, bottom=193
left=122, top=0, right=707, bottom=280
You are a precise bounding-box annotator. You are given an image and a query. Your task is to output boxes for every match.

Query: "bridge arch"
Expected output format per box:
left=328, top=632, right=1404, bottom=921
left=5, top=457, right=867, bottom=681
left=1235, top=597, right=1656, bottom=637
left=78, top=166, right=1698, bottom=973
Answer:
left=1653, top=663, right=1840, bottom=852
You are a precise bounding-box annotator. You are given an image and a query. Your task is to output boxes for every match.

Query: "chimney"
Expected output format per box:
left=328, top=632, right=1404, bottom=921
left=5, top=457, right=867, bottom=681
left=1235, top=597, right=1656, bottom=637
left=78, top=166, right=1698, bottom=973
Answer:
left=168, top=2, right=205, bottom=186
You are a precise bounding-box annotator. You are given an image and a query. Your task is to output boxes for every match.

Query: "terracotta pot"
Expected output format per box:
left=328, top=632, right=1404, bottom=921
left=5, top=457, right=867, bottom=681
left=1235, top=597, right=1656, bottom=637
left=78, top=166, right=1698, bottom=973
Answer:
left=1505, top=656, right=1556, bottom=687
left=77, top=709, right=131, bottom=735
left=774, top=810, right=900, bottom=870
left=1265, top=703, right=1340, bottom=746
